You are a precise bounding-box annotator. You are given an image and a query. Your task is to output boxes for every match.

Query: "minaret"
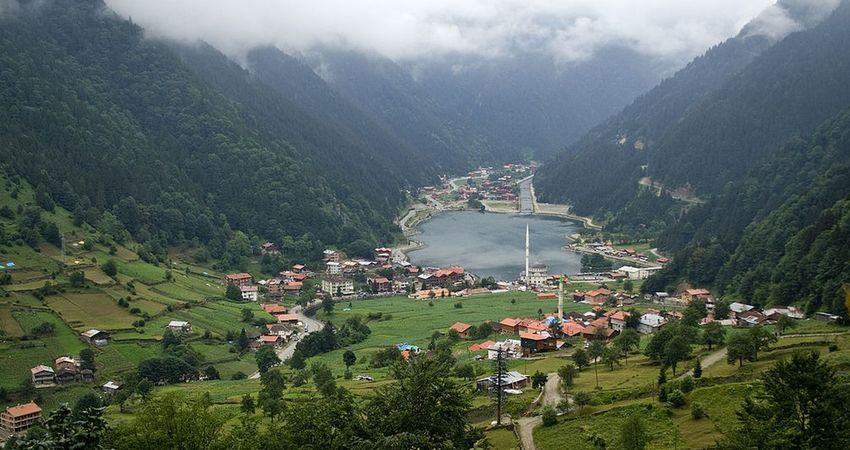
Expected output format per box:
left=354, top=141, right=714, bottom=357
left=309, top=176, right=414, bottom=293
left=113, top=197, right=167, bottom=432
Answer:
left=525, top=223, right=530, bottom=286
left=558, top=275, right=564, bottom=320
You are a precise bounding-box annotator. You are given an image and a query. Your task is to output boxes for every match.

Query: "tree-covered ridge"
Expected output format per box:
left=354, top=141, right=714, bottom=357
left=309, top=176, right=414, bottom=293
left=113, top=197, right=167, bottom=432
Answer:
left=644, top=107, right=850, bottom=317
left=0, top=0, right=412, bottom=262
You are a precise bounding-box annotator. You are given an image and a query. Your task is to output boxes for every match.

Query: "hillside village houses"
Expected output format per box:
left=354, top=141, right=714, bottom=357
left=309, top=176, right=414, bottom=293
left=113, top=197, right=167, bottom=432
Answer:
left=28, top=355, right=91, bottom=388
left=166, top=320, right=193, bottom=333
left=1, top=402, right=42, bottom=434
left=80, top=329, right=110, bottom=346
left=240, top=285, right=259, bottom=301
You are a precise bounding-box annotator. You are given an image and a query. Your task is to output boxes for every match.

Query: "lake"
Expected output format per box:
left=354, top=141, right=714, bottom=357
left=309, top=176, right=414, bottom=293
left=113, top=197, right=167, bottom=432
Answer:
left=408, top=211, right=583, bottom=281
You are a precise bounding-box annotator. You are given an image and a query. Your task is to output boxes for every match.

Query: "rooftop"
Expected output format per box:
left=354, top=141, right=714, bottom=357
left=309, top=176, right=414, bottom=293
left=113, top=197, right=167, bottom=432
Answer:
left=4, top=402, right=42, bottom=418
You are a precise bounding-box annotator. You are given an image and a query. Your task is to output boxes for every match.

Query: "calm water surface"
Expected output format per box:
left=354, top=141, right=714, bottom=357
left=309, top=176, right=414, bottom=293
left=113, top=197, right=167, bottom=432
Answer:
left=409, top=211, right=582, bottom=281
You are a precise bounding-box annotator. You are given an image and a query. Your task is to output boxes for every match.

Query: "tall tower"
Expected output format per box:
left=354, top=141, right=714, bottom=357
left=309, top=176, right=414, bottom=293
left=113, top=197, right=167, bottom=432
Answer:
left=525, top=223, right=530, bottom=287
left=558, top=275, right=564, bottom=320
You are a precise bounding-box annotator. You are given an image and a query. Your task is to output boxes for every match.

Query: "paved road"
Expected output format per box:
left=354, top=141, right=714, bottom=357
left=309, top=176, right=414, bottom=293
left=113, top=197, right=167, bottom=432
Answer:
left=516, top=373, right=563, bottom=450
left=249, top=302, right=324, bottom=379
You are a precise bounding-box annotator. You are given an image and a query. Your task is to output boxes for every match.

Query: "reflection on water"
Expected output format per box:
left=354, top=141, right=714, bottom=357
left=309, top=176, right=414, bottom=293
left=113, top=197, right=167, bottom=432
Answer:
left=409, top=211, right=583, bottom=281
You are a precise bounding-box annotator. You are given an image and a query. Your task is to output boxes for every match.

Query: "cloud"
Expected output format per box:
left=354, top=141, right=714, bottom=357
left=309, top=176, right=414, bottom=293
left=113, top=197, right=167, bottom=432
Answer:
left=105, top=0, right=777, bottom=64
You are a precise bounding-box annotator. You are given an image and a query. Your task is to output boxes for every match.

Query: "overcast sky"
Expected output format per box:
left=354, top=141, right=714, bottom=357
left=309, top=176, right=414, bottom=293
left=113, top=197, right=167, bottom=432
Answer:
left=105, top=0, right=780, bottom=64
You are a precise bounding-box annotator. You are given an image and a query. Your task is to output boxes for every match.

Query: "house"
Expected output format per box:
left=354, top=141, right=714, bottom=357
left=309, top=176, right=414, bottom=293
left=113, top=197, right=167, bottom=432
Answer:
left=486, top=340, right=523, bottom=359
left=266, top=323, right=297, bottom=340
left=368, top=276, right=392, bottom=293
left=54, top=356, right=77, bottom=372
left=518, top=319, right=549, bottom=334
left=102, top=381, right=122, bottom=394
left=224, top=273, right=253, bottom=287
left=499, top=318, right=521, bottom=334
left=637, top=313, right=667, bottom=334
left=266, top=279, right=284, bottom=298
left=55, top=368, right=77, bottom=384
left=561, top=321, right=585, bottom=337
left=682, top=288, right=713, bottom=304
left=374, top=247, right=393, bottom=262
left=589, top=316, right=609, bottom=329
left=476, top=371, right=528, bottom=392
left=449, top=322, right=473, bottom=338
left=80, top=329, right=110, bottom=346
left=166, top=320, right=192, bottom=333
left=262, top=304, right=288, bottom=315
left=79, top=369, right=94, bottom=383
left=322, top=277, right=354, bottom=297
left=616, top=266, right=658, bottom=280
left=737, top=310, right=768, bottom=327
left=763, top=307, right=805, bottom=320
left=259, top=335, right=282, bottom=346
left=609, top=311, right=630, bottom=332
left=520, top=332, right=556, bottom=355
left=276, top=314, right=300, bottom=324
left=657, top=257, right=670, bottom=264
left=1, top=402, right=42, bottom=433
left=283, top=282, right=303, bottom=295
left=815, top=312, right=841, bottom=322
left=30, top=365, right=55, bottom=386
left=468, top=340, right=497, bottom=352
left=584, top=289, right=612, bottom=305
left=537, top=292, right=557, bottom=300
left=240, top=285, right=259, bottom=302
left=581, top=326, right=617, bottom=342
left=729, top=302, right=756, bottom=318
left=457, top=287, right=490, bottom=297
left=323, top=249, right=341, bottom=263
left=260, top=242, right=280, bottom=255
left=326, top=261, right=341, bottom=275
left=292, top=264, right=306, bottom=274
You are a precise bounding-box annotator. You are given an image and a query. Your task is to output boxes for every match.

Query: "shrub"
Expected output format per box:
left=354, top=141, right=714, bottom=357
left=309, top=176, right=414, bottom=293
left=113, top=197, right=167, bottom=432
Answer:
left=231, top=371, right=247, bottom=380
left=829, top=343, right=839, bottom=352
left=541, top=406, right=558, bottom=427
left=691, top=402, right=706, bottom=419
left=667, top=389, right=686, bottom=408
left=680, top=375, right=695, bottom=393
left=453, top=302, right=463, bottom=309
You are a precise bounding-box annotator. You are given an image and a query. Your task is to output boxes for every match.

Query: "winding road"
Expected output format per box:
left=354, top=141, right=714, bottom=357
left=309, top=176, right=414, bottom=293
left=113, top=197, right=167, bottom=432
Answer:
left=249, top=302, right=325, bottom=379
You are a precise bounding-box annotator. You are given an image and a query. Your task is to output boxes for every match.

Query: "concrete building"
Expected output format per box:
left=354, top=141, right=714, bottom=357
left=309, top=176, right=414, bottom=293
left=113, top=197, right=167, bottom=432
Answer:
left=524, top=262, right=549, bottom=287
left=1, top=402, right=42, bottom=433
left=30, top=365, right=54, bottom=386
left=166, top=320, right=193, bottom=333
left=239, top=285, right=259, bottom=302
left=322, top=277, right=353, bottom=296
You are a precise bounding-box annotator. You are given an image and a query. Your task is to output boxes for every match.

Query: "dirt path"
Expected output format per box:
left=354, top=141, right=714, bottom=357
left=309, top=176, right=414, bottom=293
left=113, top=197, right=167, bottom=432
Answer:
left=515, top=373, right=563, bottom=450
left=249, top=302, right=324, bottom=379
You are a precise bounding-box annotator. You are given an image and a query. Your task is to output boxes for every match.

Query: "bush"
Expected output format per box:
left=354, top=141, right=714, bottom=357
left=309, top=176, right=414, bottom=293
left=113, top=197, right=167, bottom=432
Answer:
left=691, top=402, right=706, bottom=419
left=680, top=375, right=695, bottom=393
left=541, top=406, right=558, bottom=427
left=829, top=343, right=839, bottom=352
left=31, top=321, right=55, bottom=336
left=667, top=389, right=686, bottom=408
left=101, top=260, right=118, bottom=277
left=453, top=302, right=463, bottom=309
left=231, top=371, right=247, bottom=380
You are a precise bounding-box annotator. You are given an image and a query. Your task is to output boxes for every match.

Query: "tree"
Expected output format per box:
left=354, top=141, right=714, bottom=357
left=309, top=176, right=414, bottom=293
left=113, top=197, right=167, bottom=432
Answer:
left=701, top=321, right=726, bottom=350
left=203, top=365, right=220, bottom=380
left=258, top=370, right=286, bottom=420
left=79, top=348, right=96, bottom=371
left=713, top=299, right=731, bottom=320
left=322, top=296, right=334, bottom=314
left=693, top=358, right=703, bottom=378
left=558, top=364, right=578, bottom=390
left=625, top=308, right=641, bottom=329
left=237, top=328, right=250, bottom=351
left=726, top=331, right=754, bottom=367
left=9, top=403, right=108, bottom=449
left=681, top=300, right=707, bottom=327
left=531, top=371, right=548, bottom=389
left=225, top=284, right=242, bottom=302
left=101, top=260, right=118, bottom=278
left=255, top=345, right=281, bottom=374
left=541, top=406, right=558, bottom=427
left=69, top=271, right=86, bottom=288
left=240, top=394, right=255, bottom=416
left=161, top=329, right=181, bottom=349
left=72, top=393, right=102, bottom=420
left=573, top=348, right=590, bottom=371
left=454, top=364, right=475, bottom=381
left=137, top=379, right=153, bottom=400
left=663, top=335, right=691, bottom=375
left=775, top=315, right=797, bottom=334
left=724, top=351, right=850, bottom=449
left=342, top=350, right=357, bottom=368
left=602, top=346, right=621, bottom=371
left=363, top=355, right=475, bottom=449
left=588, top=341, right=605, bottom=388
left=241, top=308, right=254, bottom=322
left=613, top=328, right=640, bottom=365
left=748, top=326, right=777, bottom=360
left=623, top=279, right=634, bottom=294
left=573, top=391, right=592, bottom=411
left=619, top=415, right=647, bottom=450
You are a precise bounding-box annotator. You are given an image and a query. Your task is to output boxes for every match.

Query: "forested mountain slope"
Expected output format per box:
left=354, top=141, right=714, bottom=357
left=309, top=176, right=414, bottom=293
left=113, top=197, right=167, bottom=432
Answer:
left=644, top=107, right=850, bottom=316
left=0, top=0, right=413, bottom=262
left=534, top=0, right=844, bottom=222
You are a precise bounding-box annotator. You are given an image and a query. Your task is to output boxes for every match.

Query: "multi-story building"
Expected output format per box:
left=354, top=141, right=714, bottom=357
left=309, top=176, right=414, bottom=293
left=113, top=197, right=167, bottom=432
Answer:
left=1, top=402, right=42, bottom=433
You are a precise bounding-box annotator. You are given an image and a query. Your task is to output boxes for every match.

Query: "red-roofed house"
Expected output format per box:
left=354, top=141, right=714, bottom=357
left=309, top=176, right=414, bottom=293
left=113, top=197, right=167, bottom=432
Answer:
left=682, top=288, right=712, bottom=303
left=262, top=304, right=287, bottom=315
left=500, top=318, right=521, bottom=334
left=368, top=277, right=392, bottom=293
left=450, top=322, right=473, bottom=338
left=519, top=319, right=549, bottom=334
left=537, top=292, right=557, bottom=300
left=520, top=332, right=556, bottom=355
left=224, top=273, right=253, bottom=287
left=609, top=311, right=630, bottom=332
left=561, top=321, right=585, bottom=337
left=276, top=314, right=300, bottom=323
left=584, top=289, right=612, bottom=305
left=259, top=335, right=282, bottom=346
left=582, top=326, right=618, bottom=342
left=1, top=402, right=42, bottom=433
left=469, top=340, right=496, bottom=352
left=590, top=317, right=609, bottom=329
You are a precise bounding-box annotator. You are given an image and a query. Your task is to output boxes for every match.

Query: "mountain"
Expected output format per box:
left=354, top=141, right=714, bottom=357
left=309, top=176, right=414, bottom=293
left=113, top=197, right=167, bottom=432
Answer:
left=644, top=107, right=850, bottom=316
left=534, top=0, right=844, bottom=228
left=412, top=47, right=666, bottom=161
left=0, top=0, right=419, bottom=263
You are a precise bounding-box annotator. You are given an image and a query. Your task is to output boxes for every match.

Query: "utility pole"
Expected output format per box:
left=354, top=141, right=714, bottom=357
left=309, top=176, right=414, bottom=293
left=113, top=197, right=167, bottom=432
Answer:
left=495, top=347, right=505, bottom=425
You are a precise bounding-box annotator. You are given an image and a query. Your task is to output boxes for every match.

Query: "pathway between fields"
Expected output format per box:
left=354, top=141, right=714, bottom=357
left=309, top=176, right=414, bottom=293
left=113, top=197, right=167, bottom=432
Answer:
left=249, top=302, right=324, bottom=379
left=516, top=373, right=563, bottom=450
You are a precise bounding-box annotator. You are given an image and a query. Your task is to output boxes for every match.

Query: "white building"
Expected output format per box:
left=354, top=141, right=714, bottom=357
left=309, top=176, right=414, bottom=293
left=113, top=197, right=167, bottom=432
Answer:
left=616, top=266, right=662, bottom=280
left=166, top=320, right=192, bottom=333
left=240, top=285, right=259, bottom=302
left=524, top=262, right=549, bottom=287
left=486, top=340, right=523, bottom=360
left=637, top=313, right=667, bottom=334
left=322, top=277, right=354, bottom=297
left=326, top=261, right=341, bottom=275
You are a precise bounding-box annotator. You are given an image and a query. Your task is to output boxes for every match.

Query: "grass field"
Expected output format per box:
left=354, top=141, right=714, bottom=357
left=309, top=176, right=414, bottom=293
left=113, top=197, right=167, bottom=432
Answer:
left=485, top=428, right=520, bottom=450
left=97, top=342, right=162, bottom=373
left=308, top=292, right=590, bottom=377
left=46, top=293, right=137, bottom=330
left=84, top=268, right=115, bottom=285
left=0, top=302, right=25, bottom=336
